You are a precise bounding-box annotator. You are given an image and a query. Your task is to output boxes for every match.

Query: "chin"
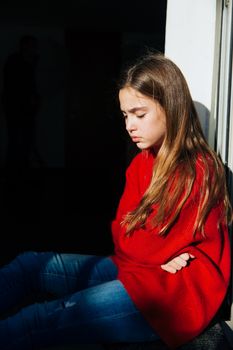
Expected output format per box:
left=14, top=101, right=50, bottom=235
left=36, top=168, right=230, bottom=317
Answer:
left=136, top=145, right=147, bottom=150
left=136, top=143, right=151, bottom=150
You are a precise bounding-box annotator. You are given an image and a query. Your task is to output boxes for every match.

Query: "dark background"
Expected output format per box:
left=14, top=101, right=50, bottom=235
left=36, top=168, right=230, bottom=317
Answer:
left=0, top=0, right=167, bottom=264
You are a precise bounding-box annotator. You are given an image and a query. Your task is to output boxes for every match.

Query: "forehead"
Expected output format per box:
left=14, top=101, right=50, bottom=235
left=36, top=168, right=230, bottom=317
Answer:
left=119, top=87, right=155, bottom=111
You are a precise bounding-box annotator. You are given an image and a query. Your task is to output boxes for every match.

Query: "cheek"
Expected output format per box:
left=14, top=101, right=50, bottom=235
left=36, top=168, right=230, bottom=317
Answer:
left=161, top=122, right=167, bottom=135
left=150, top=122, right=166, bottom=140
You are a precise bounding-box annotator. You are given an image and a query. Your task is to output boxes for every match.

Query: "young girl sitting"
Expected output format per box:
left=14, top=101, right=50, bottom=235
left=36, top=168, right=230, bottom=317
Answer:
left=0, top=52, right=231, bottom=349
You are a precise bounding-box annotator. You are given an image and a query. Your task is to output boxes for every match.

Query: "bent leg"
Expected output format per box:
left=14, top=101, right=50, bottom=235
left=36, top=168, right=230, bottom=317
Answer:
left=0, top=251, right=117, bottom=314
left=0, top=280, right=159, bottom=349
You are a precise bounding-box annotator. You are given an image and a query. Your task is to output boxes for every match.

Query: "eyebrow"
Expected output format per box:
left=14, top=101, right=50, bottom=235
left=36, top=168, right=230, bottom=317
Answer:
left=121, top=106, right=147, bottom=113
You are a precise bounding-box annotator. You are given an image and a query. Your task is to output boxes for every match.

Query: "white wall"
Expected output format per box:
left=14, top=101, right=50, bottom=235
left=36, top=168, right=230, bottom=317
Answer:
left=165, top=0, right=216, bottom=114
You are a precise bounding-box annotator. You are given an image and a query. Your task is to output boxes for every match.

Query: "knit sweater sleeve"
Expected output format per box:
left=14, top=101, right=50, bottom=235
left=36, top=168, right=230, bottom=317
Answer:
left=140, top=185, right=231, bottom=348
left=111, top=156, right=231, bottom=349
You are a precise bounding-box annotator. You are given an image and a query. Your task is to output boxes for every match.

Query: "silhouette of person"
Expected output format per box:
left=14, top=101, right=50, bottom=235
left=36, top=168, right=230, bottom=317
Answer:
left=2, top=35, right=40, bottom=168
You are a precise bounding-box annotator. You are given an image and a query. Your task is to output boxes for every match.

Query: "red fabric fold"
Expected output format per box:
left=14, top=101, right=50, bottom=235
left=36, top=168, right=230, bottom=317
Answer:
left=110, top=151, right=231, bottom=349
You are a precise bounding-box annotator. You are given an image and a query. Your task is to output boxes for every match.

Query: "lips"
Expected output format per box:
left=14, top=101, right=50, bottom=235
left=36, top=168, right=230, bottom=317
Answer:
left=131, top=136, right=141, bottom=142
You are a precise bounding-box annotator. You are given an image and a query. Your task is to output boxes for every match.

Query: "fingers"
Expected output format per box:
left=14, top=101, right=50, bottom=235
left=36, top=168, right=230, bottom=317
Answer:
left=170, top=257, right=187, bottom=269
left=161, top=259, right=184, bottom=274
left=161, top=253, right=195, bottom=274
left=179, top=253, right=195, bottom=260
left=161, top=264, right=177, bottom=274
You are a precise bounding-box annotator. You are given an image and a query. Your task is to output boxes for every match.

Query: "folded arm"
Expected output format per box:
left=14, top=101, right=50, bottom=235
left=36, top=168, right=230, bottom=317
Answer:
left=161, top=252, right=195, bottom=273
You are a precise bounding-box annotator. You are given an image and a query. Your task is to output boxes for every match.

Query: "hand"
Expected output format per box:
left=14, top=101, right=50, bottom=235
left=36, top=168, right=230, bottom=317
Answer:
left=161, top=253, right=195, bottom=274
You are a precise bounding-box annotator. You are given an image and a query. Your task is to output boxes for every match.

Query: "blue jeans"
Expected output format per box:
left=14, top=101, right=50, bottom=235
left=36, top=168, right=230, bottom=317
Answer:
left=0, top=251, right=159, bottom=349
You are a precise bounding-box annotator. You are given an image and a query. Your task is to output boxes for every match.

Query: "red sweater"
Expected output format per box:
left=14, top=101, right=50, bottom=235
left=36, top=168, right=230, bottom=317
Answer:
left=111, top=151, right=231, bottom=349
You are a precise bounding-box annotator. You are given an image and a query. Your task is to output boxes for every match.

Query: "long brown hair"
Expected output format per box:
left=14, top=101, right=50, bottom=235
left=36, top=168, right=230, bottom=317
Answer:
left=119, top=52, right=232, bottom=236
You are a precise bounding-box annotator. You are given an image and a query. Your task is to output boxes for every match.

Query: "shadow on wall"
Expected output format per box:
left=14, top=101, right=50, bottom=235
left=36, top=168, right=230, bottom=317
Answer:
left=36, top=35, right=65, bottom=167
left=0, top=27, right=65, bottom=168
left=194, top=101, right=210, bottom=139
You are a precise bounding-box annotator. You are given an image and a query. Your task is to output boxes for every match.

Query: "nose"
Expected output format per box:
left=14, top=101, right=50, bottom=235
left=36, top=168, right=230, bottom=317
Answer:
left=125, top=116, right=137, bottom=133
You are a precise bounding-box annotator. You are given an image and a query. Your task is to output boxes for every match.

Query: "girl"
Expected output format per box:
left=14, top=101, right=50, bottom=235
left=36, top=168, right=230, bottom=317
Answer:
left=0, top=52, right=231, bottom=349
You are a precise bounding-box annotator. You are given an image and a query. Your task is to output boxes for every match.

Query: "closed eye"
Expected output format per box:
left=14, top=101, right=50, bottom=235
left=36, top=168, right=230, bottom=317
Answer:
left=137, top=114, right=146, bottom=118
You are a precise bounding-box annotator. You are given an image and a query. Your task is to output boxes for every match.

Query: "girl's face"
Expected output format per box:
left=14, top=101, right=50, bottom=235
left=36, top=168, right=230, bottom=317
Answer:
left=119, top=87, right=167, bottom=150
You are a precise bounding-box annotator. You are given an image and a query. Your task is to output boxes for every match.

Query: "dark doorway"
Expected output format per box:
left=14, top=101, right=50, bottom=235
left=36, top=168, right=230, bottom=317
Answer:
left=0, top=0, right=167, bottom=262
left=64, top=26, right=167, bottom=254
left=65, top=31, right=125, bottom=254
